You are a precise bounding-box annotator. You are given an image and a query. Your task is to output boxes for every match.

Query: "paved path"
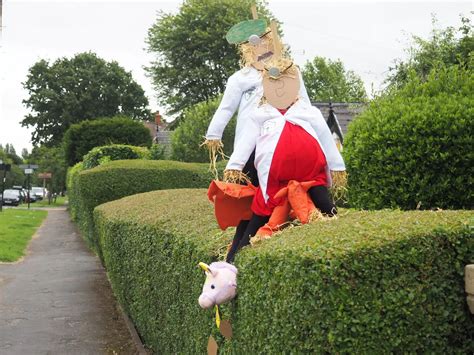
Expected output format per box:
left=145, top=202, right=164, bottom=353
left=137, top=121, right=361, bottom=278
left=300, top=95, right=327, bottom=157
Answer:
left=0, top=209, right=138, bottom=354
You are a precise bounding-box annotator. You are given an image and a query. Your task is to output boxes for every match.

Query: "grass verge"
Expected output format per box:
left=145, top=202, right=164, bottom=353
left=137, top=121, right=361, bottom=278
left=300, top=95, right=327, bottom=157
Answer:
left=33, top=196, right=68, bottom=208
left=0, top=209, right=48, bottom=262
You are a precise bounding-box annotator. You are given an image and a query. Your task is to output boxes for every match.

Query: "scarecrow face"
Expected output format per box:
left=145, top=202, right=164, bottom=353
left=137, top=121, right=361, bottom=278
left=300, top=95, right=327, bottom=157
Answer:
left=263, top=63, right=300, bottom=109
left=251, top=33, right=274, bottom=70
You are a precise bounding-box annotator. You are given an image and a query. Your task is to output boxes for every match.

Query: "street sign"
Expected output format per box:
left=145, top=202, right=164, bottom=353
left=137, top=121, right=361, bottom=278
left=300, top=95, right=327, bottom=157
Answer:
left=38, top=172, right=52, bottom=179
left=25, top=168, right=33, bottom=174
left=19, top=164, right=39, bottom=169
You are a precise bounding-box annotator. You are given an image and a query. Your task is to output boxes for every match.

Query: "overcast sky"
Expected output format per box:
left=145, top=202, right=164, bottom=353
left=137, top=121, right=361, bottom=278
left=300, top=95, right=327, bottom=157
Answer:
left=0, top=0, right=471, bottom=153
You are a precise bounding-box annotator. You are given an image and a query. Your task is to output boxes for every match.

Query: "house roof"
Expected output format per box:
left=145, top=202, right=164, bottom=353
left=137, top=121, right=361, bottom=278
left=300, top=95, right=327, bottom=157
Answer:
left=312, top=102, right=366, bottom=136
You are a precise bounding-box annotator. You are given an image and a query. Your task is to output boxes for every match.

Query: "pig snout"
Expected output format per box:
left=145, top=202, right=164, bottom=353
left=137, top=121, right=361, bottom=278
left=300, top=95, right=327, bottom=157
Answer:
left=198, top=293, right=215, bottom=309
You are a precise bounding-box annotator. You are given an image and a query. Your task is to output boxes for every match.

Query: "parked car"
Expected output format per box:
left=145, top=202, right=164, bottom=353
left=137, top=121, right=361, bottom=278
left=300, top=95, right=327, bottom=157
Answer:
left=2, top=189, right=21, bottom=206
left=12, top=186, right=38, bottom=203
left=12, top=186, right=26, bottom=202
left=30, top=187, right=47, bottom=201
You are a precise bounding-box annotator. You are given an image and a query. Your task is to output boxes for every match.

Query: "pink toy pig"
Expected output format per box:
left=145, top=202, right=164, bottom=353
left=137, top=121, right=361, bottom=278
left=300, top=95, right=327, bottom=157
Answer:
left=198, top=261, right=238, bottom=309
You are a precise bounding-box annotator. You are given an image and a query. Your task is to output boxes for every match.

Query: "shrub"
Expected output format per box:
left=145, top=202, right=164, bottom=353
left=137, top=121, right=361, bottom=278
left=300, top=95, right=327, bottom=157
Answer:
left=171, top=96, right=236, bottom=162
left=63, top=116, right=152, bottom=166
left=66, top=162, right=85, bottom=221
left=67, top=160, right=213, bottom=252
left=344, top=65, right=473, bottom=209
left=82, top=144, right=150, bottom=169
left=149, top=143, right=167, bottom=160
left=94, top=189, right=474, bottom=353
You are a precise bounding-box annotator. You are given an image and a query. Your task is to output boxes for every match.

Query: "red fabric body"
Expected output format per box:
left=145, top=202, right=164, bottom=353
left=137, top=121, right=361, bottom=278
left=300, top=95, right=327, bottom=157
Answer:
left=252, top=113, right=328, bottom=216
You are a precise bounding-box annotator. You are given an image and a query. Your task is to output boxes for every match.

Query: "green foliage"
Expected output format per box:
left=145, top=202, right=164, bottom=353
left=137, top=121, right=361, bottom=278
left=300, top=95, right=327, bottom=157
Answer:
left=344, top=65, right=473, bottom=209
left=94, top=189, right=474, bottom=353
left=2, top=143, right=23, bottom=165
left=145, top=0, right=276, bottom=116
left=66, top=162, right=85, bottom=221
left=82, top=144, right=150, bottom=169
left=0, top=209, right=48, bottom=262
left=0, top=145, right=25, bottom=188
left=63, top=116, right=152, bottom=166
left=21, top=52, right=151, bottom=146
left=26, top=145, right=67, bottom=193
left=171, top=96, right=236, bottom=162
left=149, top=143, right=167, bottom=160
left=387, top=16, right=473, bottom=88
left=301, top=56, right=368, bottom=102
left=67, top=160, right=214, bottom=253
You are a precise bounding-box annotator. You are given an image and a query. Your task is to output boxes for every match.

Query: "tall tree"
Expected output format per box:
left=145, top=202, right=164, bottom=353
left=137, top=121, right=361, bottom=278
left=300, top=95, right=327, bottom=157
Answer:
left=0, top=145, right=26, bottom=188
left=22, top=52, right=151, bottom=146
left=386, top=15, right=473, bottom=88
left=145, top=0, right=276, bottom=116
left=301, top=56, right=367, bottom=103
left=21, top=148, right=29, bottom=161
left=26, top=146, right=67, bottom=193
left=3, top=143, right=23, bottom=165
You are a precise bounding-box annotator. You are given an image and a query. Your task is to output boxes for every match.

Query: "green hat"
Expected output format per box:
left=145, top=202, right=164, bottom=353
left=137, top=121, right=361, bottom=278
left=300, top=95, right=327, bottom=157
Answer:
left=226, top=19, right=267, bottom=45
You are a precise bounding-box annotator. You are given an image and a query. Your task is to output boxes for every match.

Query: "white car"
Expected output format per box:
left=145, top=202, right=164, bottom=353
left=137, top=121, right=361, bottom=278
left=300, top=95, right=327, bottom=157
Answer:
left=30, top=187, right=48, bottom=200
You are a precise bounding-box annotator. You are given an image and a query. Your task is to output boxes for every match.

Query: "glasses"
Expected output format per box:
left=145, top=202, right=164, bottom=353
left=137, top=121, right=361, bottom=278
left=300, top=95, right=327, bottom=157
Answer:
left=246, top=31, right=271, bottom=46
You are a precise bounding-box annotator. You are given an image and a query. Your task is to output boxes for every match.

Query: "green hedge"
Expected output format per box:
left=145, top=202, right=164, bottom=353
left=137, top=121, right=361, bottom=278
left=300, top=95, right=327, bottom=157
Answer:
left=82, top=144, right=150, bottom=169
left=344, top=65, right=473, bottom=209
left=68, top=160, right=213, bottom=253
left=94, top=189, right=474, bottom=353
left=63, top=116, right=152, bottom=166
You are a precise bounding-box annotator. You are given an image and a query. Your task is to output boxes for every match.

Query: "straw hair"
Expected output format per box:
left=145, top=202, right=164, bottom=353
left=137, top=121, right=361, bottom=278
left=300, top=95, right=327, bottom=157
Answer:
left=223, top=169, right=251, bottom=184
left=201, top=139, right=226, bottom=180
left=330, top=170, right=348, bottom=202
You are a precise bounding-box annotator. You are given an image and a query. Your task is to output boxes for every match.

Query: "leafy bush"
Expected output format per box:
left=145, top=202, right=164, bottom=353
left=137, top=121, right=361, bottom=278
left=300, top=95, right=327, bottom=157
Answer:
left=149, top=143, right=167, bottom=160
left=82, top=144, right=150, bottom=169
left=94, top=189, right=474, bottom=353
left=67, top=160, right=213, bottom=252
left=171, top=96, right=236, bottom=162
left=63, top=116, right=152, bottom=166
left=344, top=65, right=473, bottom=209
left=66, top=162, right=85, bottom=221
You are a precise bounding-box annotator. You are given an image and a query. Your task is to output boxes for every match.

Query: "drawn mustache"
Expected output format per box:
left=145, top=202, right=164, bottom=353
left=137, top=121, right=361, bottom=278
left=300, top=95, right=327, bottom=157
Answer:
left=257, top=51, right=273, bottom=62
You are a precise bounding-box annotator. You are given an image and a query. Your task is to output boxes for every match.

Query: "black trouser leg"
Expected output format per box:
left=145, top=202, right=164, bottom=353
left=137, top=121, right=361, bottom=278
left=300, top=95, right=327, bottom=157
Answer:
left=226, top=214, right=269, bottom=263
left=243, top=150, right=259, bottom=187
left=226, top=220, right=249, bottom=263
left=308, top=185, right=337, bottom=216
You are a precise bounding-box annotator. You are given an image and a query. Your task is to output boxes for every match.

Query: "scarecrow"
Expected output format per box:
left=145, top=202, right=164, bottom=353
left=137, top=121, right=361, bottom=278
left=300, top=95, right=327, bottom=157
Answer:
left=208, top=22, right=347, bottom=263
left=203, top=10, right=311, bottom=264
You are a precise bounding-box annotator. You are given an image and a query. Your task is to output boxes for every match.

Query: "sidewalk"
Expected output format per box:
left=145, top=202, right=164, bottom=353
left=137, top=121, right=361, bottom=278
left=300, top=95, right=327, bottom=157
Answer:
left=0, top=209, right=139, bottom=354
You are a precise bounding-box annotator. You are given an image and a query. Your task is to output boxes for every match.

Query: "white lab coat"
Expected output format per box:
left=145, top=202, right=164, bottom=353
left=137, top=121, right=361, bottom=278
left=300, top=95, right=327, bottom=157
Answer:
left=205, top=66, right=311, bottom=147
left=227, top=99, right=346, bottom=202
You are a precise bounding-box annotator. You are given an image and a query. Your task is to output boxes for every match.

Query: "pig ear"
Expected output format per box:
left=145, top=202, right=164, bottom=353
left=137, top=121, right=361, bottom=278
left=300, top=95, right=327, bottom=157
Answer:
left=207, top=266, right=218, bottom=277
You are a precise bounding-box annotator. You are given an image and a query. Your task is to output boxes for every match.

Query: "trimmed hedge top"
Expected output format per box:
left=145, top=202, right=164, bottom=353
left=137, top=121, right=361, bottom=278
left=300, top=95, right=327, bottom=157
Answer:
left=82, top=144, right=150, bottom=169
left=96, top=188, right=226, bottom=250
left=99, top=188, right=472, bottom=258
left=95, top=188, right=474, bottom=353
left=68, top=159, right=215, bottom=253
